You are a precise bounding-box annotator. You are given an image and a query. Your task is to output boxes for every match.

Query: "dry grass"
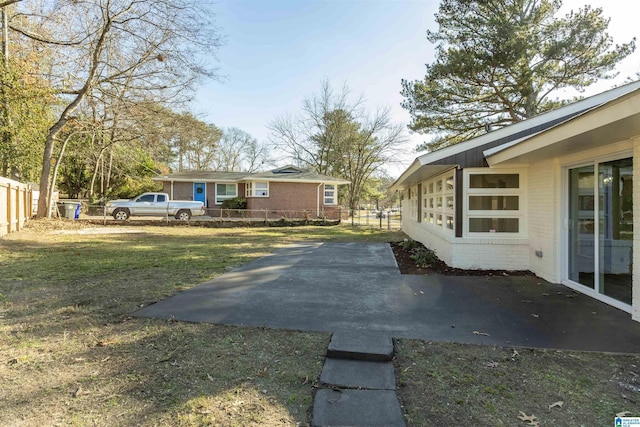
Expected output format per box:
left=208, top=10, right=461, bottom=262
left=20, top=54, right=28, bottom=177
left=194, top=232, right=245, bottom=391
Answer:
left=0, top=220, right=403, bottom=426
left=7, top=219, right=639, bottom=426
left=395, top=339, right=640, bottom=426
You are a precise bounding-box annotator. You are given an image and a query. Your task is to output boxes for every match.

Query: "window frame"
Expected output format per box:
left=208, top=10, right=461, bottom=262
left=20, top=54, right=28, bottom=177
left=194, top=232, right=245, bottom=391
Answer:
left=420, top=172, right=455, bottom=233
left=245, top=181, right=269, bottom=198
left=463, top=169, right=526, bottom=237
left=215, top=183, right=238, bottom=205
left=324, top=184, right=337, bottom=205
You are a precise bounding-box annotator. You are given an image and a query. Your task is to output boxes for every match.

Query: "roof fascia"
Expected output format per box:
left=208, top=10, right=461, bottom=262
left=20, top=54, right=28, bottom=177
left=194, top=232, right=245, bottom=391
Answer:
left=486, top=87, right=640, bottom=166
left=416, top=80, right=640, bottom=166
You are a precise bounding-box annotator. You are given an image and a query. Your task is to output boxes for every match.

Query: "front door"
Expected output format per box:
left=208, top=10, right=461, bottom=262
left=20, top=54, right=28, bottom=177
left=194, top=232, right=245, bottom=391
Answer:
left=193, top=182, right=206, bottom=206
left=567, top=158, right=633, bottom=306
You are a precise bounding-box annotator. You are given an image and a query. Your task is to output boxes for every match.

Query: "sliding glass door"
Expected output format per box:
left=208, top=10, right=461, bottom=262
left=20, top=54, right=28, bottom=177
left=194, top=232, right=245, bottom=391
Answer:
left=567, top=158, right=633, bottom=305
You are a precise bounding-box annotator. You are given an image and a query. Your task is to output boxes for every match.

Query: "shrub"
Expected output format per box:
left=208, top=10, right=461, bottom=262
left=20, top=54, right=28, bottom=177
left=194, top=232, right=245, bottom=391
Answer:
left=398, top=238, right=419, bottom=251
left=410, top=247, right=439, bottom=268
left=221, top=197, right=247, bottom=209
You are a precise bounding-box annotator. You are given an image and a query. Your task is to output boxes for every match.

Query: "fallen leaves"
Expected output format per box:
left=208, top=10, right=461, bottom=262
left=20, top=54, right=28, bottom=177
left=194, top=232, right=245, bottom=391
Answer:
left=548, top=400, right=564, bottom=410
left=518, top=411, right=540, bottom=426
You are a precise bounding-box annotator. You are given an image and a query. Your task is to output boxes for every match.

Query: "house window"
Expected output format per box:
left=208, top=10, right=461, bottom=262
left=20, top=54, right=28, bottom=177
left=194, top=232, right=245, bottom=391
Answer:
left=465, top=172, right=523, bottom=235
left=469, top=174, right=519, bottom=188
left=421, top=172, right=455, bottom=233
left=246, top=182, right=269, bottom=197
left=410, top=187, right=418, bottom=220
left=215, top=183, right=237, bottom=205
left=324, top=184, right=336, bottom=205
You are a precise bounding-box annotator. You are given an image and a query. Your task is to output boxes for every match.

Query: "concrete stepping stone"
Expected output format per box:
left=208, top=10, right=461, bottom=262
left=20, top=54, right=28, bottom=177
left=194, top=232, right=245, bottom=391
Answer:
left=327, top=331, right=393, bottom=361
left=312, top=389, right=406, bottom=427
left=319, top=358, right=396, bottom=390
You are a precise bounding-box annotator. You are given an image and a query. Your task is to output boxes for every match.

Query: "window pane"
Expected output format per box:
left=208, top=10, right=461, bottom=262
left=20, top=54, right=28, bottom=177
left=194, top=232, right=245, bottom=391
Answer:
left=446, top=176, right=454, bottom=191
left=470, top=174, right=519, bottom=188
left=436, top=180, right=443, bottom=192
left=469, top=218, right=519, bottom=233
left=428, top=213, right=434, bottom=224
left=446, top=196, right=454, bottom=210
left=428, top=183, right=434, bottom=193
left=469, top=196, right=519, bottom=210
left=446, top=216, right=454, bottom=230
left=436, top=197, right=442, bottom=208
left=429, top=198, right=434, bottom=208
left=436, top=214, right=443, bottom=226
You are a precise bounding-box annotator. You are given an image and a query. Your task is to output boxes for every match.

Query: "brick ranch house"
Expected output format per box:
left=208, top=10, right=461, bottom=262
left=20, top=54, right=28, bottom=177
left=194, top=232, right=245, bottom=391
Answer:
left=392, top=80, right=640, bottom=321
left=153, top=166, right=350, bottom=220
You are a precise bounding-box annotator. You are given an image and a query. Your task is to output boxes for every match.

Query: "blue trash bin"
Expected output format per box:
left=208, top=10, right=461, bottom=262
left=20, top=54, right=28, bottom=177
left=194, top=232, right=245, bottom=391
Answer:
left=74, top=203, right=81, bottom=219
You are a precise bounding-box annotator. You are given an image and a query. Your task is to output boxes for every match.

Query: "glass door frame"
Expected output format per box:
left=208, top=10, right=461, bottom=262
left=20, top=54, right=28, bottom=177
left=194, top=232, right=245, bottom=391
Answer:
left=562, top=153, right=633, bottom=313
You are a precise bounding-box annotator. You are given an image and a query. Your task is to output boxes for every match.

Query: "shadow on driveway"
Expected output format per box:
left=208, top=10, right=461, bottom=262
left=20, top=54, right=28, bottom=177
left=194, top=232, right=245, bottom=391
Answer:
left=135, top=242, right=640, bottom=353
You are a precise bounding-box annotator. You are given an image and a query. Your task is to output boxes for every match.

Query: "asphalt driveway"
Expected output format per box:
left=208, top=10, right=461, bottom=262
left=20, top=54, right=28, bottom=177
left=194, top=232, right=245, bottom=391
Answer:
left=135, top=242, right=640, bottom=353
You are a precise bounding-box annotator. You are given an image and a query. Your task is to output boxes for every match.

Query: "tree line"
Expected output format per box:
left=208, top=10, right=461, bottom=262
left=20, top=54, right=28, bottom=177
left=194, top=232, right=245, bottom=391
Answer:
left=0, top=0, right=403, bottom=217
left=1, top=0, right=634, bottom=218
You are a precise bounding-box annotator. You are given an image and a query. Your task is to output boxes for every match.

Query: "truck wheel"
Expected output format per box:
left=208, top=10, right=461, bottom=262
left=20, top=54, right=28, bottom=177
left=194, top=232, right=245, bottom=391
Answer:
left=175, top=209, right=191, bottom=221
left=112, top=208, right=130, bottom=220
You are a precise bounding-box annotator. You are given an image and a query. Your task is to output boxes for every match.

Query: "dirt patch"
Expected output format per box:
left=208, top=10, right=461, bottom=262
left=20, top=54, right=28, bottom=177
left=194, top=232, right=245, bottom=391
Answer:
left=390, top=240, right=533, bottom=276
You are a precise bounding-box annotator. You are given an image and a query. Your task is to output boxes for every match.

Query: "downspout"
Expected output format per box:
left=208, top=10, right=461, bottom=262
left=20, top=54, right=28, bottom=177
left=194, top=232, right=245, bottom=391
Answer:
left=317, top=183, right=322, bottom=217
left=170, top=180, right=174, bottom=199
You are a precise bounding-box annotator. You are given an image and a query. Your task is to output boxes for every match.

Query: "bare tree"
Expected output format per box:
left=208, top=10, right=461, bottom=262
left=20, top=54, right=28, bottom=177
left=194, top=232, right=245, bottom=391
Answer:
left=213, top=127, right=270, bottom=172
left=268, top=80, right=406, bottom=210
left=6, top=0, right=221, bottom=216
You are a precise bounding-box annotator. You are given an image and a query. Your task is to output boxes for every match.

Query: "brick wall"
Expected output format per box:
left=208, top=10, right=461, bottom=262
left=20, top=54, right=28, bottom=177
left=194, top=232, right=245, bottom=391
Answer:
left=163, top=182, right=193, bottom=201
left=247, top=182, right=323, bottom=213
left=403, top=219, right=530, bottom=270
left=525, top=159, right=559, bottom=282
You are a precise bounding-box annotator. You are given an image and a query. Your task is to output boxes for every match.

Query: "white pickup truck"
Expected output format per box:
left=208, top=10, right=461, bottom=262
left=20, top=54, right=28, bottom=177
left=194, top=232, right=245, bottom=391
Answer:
left=105, top=192, right=205, bottom=220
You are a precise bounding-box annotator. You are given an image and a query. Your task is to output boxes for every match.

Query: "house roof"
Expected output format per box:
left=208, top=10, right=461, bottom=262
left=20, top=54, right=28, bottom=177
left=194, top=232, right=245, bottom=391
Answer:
left=153, top=165, right=350, bottom=185
left=485, top=86, right=640, bottom=165
left=392, top=80, right=640, bottom=191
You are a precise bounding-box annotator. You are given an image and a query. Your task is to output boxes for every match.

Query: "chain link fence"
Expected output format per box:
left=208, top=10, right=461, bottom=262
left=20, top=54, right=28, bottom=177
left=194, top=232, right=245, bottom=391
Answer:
left=56, top=202, right=402, bottom=230
left=345, top=208, right=402, bottom=230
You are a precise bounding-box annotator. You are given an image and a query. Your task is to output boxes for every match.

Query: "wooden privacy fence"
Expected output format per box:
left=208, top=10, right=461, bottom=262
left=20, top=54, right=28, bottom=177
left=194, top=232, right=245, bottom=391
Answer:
left=0, top=176, right=32, bottom=238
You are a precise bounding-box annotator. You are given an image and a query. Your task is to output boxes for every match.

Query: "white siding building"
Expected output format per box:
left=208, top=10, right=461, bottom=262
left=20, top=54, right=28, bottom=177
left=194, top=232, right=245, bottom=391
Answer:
left=392, top=81, right=640, bottom=321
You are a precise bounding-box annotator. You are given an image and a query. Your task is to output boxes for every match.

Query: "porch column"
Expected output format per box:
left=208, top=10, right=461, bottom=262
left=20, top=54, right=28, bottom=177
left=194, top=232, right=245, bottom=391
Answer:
left=632, top=137, right=640, bottom=321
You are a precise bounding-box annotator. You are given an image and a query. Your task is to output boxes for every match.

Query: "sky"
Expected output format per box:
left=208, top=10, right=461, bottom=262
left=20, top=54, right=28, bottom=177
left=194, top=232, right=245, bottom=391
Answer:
left=193, top=0, right=640, bottom=178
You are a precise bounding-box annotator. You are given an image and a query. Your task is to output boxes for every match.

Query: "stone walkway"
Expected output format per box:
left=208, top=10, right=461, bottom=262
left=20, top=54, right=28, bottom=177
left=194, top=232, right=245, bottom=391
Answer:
left=312, top=331, right=405, bottom=427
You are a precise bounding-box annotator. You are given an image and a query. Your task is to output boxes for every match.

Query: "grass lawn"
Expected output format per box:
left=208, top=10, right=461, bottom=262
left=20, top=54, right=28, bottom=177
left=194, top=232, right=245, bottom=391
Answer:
left=0, top=220, right=403, bottom=426
left=2, top=220, right=640, bottom=426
